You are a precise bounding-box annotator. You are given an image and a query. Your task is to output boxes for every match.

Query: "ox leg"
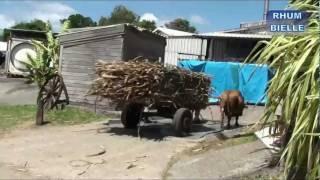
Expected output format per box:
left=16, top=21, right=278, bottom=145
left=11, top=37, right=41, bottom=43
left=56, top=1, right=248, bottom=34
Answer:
left=227, top=116, right=231, bottom=129
left=235, top=116, right=239, bottom=127
left=193, top=109, right=201, bottom=124
left=220, top=108, right=225, bottom=129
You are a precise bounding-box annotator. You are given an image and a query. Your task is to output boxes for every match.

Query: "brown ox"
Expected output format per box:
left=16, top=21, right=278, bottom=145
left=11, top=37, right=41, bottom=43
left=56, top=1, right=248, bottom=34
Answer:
left=219, top=90, right=245, bottom=129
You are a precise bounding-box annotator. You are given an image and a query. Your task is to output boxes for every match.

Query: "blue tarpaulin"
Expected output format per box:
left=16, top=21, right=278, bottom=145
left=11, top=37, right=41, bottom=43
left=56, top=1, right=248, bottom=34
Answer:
left=178, top=60, right=272, bottom=105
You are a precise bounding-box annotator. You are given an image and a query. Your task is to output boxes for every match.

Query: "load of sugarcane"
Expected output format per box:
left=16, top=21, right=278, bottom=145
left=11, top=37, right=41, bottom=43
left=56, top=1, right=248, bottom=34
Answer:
left=89, top=60, right=211, bottom=110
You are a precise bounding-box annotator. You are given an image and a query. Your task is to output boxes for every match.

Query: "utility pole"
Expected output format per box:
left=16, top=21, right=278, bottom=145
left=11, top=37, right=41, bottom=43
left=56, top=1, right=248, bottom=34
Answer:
left=263, top=0, right=270, bottom=20
left=317, top=1, right=320, bottom=158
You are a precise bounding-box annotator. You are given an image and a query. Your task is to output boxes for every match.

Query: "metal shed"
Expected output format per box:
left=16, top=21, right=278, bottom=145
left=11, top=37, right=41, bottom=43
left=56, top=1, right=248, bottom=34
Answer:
left=58, top=24, right=166, bottom=112
left=153, top=27, right=207, bottom=66
left=195, top=32, right=272, bottom=62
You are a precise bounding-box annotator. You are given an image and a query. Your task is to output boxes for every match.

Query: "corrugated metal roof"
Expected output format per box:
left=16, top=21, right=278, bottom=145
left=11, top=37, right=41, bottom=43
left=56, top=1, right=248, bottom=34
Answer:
left=4, top=28, right=47, bottom=34
left=218, top=28, right=248, bottom=33
left=195, top=32, right=272, bottom=39
left=60, top=23, right=165, bottom=39
left=240, top=20, right=266, bottom=28
left=67, top=23, right=126, bottom=33
left=217, top=21, right=267, bottom=33
left=153, top=27, right=194, bottom=37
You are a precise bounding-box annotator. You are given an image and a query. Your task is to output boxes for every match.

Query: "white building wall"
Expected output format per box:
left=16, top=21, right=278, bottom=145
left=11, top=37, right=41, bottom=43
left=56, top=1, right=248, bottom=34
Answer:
left=164, top=36, right=207, bottom=66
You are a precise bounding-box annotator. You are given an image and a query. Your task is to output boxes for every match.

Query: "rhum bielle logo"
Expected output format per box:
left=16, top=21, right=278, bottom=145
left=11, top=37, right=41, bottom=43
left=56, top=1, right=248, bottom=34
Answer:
left=267, top=10, right=309, bottom=34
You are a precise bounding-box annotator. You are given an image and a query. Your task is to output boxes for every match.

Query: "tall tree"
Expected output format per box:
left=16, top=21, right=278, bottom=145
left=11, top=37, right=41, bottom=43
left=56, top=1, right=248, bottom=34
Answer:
left=137, top=20, right=156, bottom=31
left=98, top=5, right=139, bottom=26
left=98, top=16, right=109, bottom=26
left=60, top=14, right=96, bottom=28
left=11, top=19, right=47, bottom=31
left=165, top=18, right=197, bottom=33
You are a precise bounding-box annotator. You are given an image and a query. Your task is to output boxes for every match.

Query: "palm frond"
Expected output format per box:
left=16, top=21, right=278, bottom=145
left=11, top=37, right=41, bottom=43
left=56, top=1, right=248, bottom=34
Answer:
left=245, top=1, right=319, bottom=179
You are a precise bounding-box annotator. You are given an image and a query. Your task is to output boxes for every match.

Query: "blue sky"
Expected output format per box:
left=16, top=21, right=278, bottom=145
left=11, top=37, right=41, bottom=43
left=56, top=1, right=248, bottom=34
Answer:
left=0, top=0, right=288, bottom=32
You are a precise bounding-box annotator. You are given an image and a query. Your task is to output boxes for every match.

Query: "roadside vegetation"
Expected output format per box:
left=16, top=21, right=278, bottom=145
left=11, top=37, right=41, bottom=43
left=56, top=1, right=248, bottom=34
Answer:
left=0, top=105, right=107, bottom=131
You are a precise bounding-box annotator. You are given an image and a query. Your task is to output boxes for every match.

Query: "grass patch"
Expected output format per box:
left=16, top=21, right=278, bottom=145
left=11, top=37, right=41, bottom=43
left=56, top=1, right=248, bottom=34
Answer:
left=46, top=107, right=106, bottom=125
left=222, top=133, right=258, bottom=148
left=0, top=105, right=36, bottom=130
left=0, top=105, right=109, bottom=131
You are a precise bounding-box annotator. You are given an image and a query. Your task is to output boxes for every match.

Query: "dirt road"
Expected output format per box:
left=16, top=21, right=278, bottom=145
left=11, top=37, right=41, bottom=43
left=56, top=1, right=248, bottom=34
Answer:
left=0, top=77, right=270, bottom=179
left=0, top=105, right=268, bottom=179
left=0, top=121, right=199, bottom=179
left=0, top=77, right=37, bottom=105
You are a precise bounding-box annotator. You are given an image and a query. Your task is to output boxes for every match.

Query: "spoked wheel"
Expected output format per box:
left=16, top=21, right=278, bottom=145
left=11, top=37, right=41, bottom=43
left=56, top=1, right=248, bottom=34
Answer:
left=172, top=108, right=193, bottom=137
left=38, top=74, right=69, bottom=111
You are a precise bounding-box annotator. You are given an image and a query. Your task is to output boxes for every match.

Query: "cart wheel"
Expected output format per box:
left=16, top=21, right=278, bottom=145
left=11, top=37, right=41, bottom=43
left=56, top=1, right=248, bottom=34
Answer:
left=121, top=103, right=143, bottom=129
left=173, top=108, right=192, bottom=137
left=157, top=107, right=175, bottom=118
left=38, top=74, right=69, bottom=111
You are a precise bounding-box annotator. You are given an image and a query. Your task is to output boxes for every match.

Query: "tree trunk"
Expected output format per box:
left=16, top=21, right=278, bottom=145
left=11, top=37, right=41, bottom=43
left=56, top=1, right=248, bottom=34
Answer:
left=36, top=100, right=44, bottom=125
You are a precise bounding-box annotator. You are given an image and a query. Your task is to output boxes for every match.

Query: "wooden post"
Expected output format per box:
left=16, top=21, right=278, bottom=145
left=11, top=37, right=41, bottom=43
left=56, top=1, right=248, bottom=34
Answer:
left=36, top=100, right=44, bottom=125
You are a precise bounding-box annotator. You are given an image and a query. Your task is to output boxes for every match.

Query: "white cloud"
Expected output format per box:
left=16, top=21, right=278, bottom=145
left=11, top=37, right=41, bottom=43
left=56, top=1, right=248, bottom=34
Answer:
left=158, top=19, right=171, bottom=27
left=1, top=1, right=76, bottom=31
left=142, top=13, right=209, bottom=28
left=27, top=1, right=76, bottom=31
left=140, top=13, right=158, bottom=22
left=139, top=12, right=207, bottom=28
left=139, top=13, right=172, bottom=27
left=190, top=15, right=209, bottom=25
left=0, top=15, right=15, bottom=29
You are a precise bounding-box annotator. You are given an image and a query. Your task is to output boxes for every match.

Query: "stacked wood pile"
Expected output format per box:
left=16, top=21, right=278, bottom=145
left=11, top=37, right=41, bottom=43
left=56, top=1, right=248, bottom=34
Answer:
left=89, top=60, right=211, bottom=110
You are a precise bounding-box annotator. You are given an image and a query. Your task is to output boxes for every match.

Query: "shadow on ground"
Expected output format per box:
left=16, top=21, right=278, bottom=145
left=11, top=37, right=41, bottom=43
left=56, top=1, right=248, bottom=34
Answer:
left=103, top=118, right=226, bottom=141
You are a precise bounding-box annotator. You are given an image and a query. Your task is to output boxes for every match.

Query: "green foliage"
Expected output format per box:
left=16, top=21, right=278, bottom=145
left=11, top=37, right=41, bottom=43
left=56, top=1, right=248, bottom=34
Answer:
left=11, top=19, right=47, bottom=31
left=246, top=0, right=319, bottom=179
left=24, top=21, right=70, bottom=88
left=61, top=14, right=97, bottom=28
left=98, top=16, right=109, bottom=26
left=165, top=18, right=197, bottom=33
left=137, top=20, right=157, bottom=31
left=98, top=5, right=139, bottom=26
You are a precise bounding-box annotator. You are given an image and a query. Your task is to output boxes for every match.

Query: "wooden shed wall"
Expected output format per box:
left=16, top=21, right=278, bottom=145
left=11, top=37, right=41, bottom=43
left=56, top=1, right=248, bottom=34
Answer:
left=123, top=27, right=165, bottom=61
left=60, top=35, right=124, bottom=112
left=59, top=24, right=166, bottom=113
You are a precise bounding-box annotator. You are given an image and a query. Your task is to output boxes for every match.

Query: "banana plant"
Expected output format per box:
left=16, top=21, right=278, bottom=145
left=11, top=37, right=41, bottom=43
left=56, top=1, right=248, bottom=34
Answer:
left=24, top=20, right=70, bottom=88
left=246, top=0, right=319, bottom=179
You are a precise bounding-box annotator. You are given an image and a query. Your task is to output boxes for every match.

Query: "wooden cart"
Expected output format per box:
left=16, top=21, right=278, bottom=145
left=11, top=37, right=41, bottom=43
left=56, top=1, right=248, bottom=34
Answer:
left=120, top=98, right=201, bottom=137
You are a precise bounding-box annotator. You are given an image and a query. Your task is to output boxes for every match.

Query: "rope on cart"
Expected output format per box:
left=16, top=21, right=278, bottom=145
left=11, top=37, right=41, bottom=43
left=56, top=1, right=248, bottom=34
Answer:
left=198, top=105, right=224, bottom=138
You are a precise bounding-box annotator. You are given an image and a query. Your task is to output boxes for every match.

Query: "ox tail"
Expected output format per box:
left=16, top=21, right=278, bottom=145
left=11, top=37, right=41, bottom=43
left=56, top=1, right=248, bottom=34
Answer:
left=226, top=95, right=231, bottom=117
